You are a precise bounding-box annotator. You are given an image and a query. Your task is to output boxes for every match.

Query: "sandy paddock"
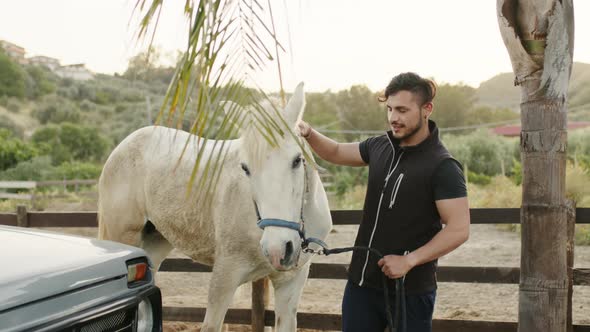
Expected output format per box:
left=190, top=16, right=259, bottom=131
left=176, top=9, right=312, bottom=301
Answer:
left=152, top=224, right=590, bottom=331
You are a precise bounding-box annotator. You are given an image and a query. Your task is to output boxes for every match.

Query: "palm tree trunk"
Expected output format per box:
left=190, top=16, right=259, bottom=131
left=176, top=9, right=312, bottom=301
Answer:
left=496, top=1, right=574, bottom=331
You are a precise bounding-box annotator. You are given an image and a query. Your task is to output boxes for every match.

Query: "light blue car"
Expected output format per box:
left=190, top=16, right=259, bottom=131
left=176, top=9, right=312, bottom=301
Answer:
left=0, top=225, right=163, bottom=332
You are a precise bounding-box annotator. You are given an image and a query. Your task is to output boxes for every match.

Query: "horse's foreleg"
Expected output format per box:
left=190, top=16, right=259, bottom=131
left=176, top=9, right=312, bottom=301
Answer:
left=201, top=262, right=248, bottom=332
left=270, top=263, right=311, bottom=332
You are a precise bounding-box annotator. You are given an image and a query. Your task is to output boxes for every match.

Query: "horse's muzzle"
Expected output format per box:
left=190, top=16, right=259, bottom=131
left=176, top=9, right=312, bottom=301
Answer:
left=263, top=240, right=299, bottom=270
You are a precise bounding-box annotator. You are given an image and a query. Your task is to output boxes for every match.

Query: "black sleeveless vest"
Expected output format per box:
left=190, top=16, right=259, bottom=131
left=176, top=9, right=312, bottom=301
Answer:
left=349, top=120, right=457, bottom=294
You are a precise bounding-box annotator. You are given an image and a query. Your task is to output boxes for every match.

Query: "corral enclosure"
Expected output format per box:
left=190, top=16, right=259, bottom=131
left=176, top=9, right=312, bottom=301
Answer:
left=1, top=207, right=590, bottom=331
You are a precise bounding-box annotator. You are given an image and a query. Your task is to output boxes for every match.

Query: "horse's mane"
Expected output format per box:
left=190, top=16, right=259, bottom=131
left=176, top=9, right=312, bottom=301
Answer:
left=239, top=97, right=294, bottom=169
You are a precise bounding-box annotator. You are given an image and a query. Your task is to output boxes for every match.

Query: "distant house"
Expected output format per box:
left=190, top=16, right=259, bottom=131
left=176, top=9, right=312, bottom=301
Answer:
left=492, top=121, right=590, bottom=137
left=28, top=55, right=61, bottom=71
left=55, top=63, right=94, bottom=81
left=0, top=40, right=28, bottom=65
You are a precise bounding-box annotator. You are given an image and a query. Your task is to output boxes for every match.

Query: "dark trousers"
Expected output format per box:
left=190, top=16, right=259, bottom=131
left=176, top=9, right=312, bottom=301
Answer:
left=342, top=280, right=436, bottom=332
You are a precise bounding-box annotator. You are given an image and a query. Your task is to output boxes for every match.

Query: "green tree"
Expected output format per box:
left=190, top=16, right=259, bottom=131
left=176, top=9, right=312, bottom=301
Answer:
left=31, top=123, right=110, bottom=165
left=31, top=124, right=72, bottom=164
left=304, top=92, right=341, bottom=133
left=0, top=114, right=24, bottom=138
left=0, top=156, right=55, bottom=181
left=0, top=129, right=38, bottom=171
left=56, top=161, right=102, bottom=180
left=33, top=94, right=81, bottom=124
left=466, top=106, right=519, bottom=125
left=0, top=49, right=26, bottom=98
left=430, top=83, right=476, bottom=128
left=335, top=85, right=387, bottom=140
left=25, top=65, right=57, bottom=98
left=123, top=46, right=175, bottom=84
left=59, top=123, right=110, bottom=162
left=443, top=129, right=518, bottom=176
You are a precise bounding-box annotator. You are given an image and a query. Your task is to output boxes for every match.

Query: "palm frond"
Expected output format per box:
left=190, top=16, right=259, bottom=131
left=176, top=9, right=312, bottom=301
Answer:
left=133, top=0, right=314, bottom=203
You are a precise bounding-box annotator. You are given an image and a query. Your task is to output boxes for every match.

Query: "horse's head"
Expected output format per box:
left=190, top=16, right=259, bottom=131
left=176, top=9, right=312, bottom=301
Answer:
left=238, top=82, right=311, bottom=271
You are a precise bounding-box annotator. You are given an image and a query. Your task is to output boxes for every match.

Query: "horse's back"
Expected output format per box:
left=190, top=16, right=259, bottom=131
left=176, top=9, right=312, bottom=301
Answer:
left=97, top=126, right=231, bottom=263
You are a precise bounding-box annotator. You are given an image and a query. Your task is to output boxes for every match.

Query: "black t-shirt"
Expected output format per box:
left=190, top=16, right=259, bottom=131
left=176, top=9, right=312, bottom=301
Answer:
left=432, top=158, right=467, bottom=200
left=353, top=127, right=467, bottom=294
left=361, top=142, right=467, bottom=201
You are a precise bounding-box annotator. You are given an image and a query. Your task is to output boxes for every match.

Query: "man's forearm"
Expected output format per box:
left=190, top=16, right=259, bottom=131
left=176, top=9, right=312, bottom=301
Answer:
left=406, top=223, right=469, bottom=268
left=304, top=129, right=341, bottom=163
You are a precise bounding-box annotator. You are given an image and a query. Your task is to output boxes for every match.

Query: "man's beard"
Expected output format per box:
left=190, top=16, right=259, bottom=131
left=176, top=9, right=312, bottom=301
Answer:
left=394, top=118, right=423, bottom=142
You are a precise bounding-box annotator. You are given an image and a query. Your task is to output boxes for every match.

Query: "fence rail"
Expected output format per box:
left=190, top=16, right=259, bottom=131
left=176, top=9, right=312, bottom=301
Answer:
left=0, top=180, right=98, bottom=201
left=1, top=207, right=589, bottom=331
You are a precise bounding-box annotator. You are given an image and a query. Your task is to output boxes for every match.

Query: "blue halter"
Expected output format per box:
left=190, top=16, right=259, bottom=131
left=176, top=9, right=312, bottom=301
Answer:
left=253, top=161, right=329, bottom=251
left=257, top=218, right=305, bottom=238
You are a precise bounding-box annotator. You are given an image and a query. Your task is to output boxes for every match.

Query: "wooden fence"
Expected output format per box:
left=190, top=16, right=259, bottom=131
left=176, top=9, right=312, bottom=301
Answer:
left=1, top=207, right=590, bottom=332
left=0, top=180, right=97, bottom=201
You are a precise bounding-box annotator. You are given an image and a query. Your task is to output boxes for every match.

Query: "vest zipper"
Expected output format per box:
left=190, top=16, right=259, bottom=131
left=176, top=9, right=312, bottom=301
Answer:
left=359, top=144, right=404, bottom=286
left=388, top=173, right=404, bottom=208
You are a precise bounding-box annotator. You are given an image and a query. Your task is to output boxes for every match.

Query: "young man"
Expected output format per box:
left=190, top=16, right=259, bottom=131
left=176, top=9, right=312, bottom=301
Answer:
left=298, top=72, right=470, bottom=332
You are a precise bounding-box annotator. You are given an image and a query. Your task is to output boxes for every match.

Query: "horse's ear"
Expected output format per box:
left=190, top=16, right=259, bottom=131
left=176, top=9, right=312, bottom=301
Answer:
left=284, top=82, right=305, bottom=126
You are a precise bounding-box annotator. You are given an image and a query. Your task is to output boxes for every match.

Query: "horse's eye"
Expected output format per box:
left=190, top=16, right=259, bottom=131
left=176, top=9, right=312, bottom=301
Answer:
left=292, top=156, right=303, bottom=169
left=241, top=163, right=250, bottom=176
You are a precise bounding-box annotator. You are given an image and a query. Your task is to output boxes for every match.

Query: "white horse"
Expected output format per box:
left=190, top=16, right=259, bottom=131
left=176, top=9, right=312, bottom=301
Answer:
left=97, top=83, right=332, bottom=332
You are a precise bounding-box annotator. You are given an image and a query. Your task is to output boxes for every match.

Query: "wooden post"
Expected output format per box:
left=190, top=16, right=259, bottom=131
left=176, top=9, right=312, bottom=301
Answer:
left=251, top=277, right=269, bottom=332
left=16, top=205, right=28, bottom=228
left=566, top=200, right=576, bottom=332
left=496, top=1, right=574, bottom=331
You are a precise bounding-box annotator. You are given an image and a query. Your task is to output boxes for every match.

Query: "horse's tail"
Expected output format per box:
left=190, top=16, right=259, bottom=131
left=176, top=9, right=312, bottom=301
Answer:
left=97, top=173, right=110, bottom=240
left=97, top=192, right=107, bottom=240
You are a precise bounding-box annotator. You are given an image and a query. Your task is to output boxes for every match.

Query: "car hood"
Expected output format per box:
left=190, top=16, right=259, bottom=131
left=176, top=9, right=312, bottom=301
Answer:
left=0, top=226, right=148, bottom=312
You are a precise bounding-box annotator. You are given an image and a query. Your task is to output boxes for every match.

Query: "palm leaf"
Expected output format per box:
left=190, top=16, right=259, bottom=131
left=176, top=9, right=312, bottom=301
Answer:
left=132, top=0, right=315, bottom=202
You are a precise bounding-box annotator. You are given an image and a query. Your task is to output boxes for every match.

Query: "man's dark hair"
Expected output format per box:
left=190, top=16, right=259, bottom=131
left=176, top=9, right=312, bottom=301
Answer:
left=378, top=72, right=437, bottom=105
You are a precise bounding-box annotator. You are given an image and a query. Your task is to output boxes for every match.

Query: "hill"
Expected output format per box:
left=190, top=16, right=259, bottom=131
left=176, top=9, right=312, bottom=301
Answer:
left=476, top=62, right=590, bottom=116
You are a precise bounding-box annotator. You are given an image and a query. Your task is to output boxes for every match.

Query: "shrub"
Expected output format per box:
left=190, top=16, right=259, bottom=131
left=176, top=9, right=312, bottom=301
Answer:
left=337, top=185, right=367, bottom=210
left=569, top=129, right=590, bottom=172
left=0, top=49, right=26, bottom=98
left=443, top=129, right=518, bottom=176
left=0, top=129, right=38, bottom=170
left=0, top=114, right=24, bottom=138
left=55, top=161, right=102, bottom=180
left=468, top=175, right=522, bottom=209
left=33, top=94, right=81, bottom=124
left=566, top=163, right=590, bottom=207
left=467, top=171, right=491, bottom=185
left=0, top=156, right=55, bottom=181
left=31, top=123, right=111, bottom=165
left=6, top=97, right=20, bottom=112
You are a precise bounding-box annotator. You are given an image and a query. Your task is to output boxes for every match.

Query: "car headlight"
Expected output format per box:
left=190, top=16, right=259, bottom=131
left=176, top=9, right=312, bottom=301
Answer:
left=137, top=298, right=154, bottom=331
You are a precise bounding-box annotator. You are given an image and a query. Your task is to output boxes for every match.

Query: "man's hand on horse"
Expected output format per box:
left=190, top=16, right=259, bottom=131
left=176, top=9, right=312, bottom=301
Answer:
left=378, top=255, right=414, bottom=279
left=297, top=120, right=312, bottom=139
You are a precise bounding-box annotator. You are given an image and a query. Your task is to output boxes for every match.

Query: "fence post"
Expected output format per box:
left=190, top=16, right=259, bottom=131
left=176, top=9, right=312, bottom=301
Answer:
left=251, top=277, right=269, bottom=332
left=566, top=200, right=576, bottom=332
left=16, top=205, right=28, bottom=227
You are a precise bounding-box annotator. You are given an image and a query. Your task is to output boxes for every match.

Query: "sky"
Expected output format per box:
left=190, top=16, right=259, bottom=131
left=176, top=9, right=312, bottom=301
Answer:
left=0, top=0, right=588, bottom=93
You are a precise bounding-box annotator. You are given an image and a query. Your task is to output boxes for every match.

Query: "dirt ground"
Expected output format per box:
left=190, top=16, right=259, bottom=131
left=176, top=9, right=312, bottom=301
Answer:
left=49, top=224, right=590, bottom=331
left=159, top=224, right=590, bottom=331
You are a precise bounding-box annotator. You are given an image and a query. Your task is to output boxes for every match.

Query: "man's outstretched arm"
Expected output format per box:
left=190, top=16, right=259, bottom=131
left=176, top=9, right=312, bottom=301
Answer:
left=298, top=120, right=366, bottom=166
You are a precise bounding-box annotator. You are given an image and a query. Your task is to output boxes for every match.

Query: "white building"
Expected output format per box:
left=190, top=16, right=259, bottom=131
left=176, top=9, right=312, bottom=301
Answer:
left=0, top=40, right=28, bottom=65
left=28, top=55, right=61, bottom=71
left=55, top=63, right=94, bottom=81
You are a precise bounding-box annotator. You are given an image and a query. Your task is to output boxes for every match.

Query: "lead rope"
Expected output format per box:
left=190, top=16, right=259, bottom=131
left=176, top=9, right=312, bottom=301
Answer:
left=302, top=240, right=406, bottom=332
left=252, top=160, right=405, bottom=331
